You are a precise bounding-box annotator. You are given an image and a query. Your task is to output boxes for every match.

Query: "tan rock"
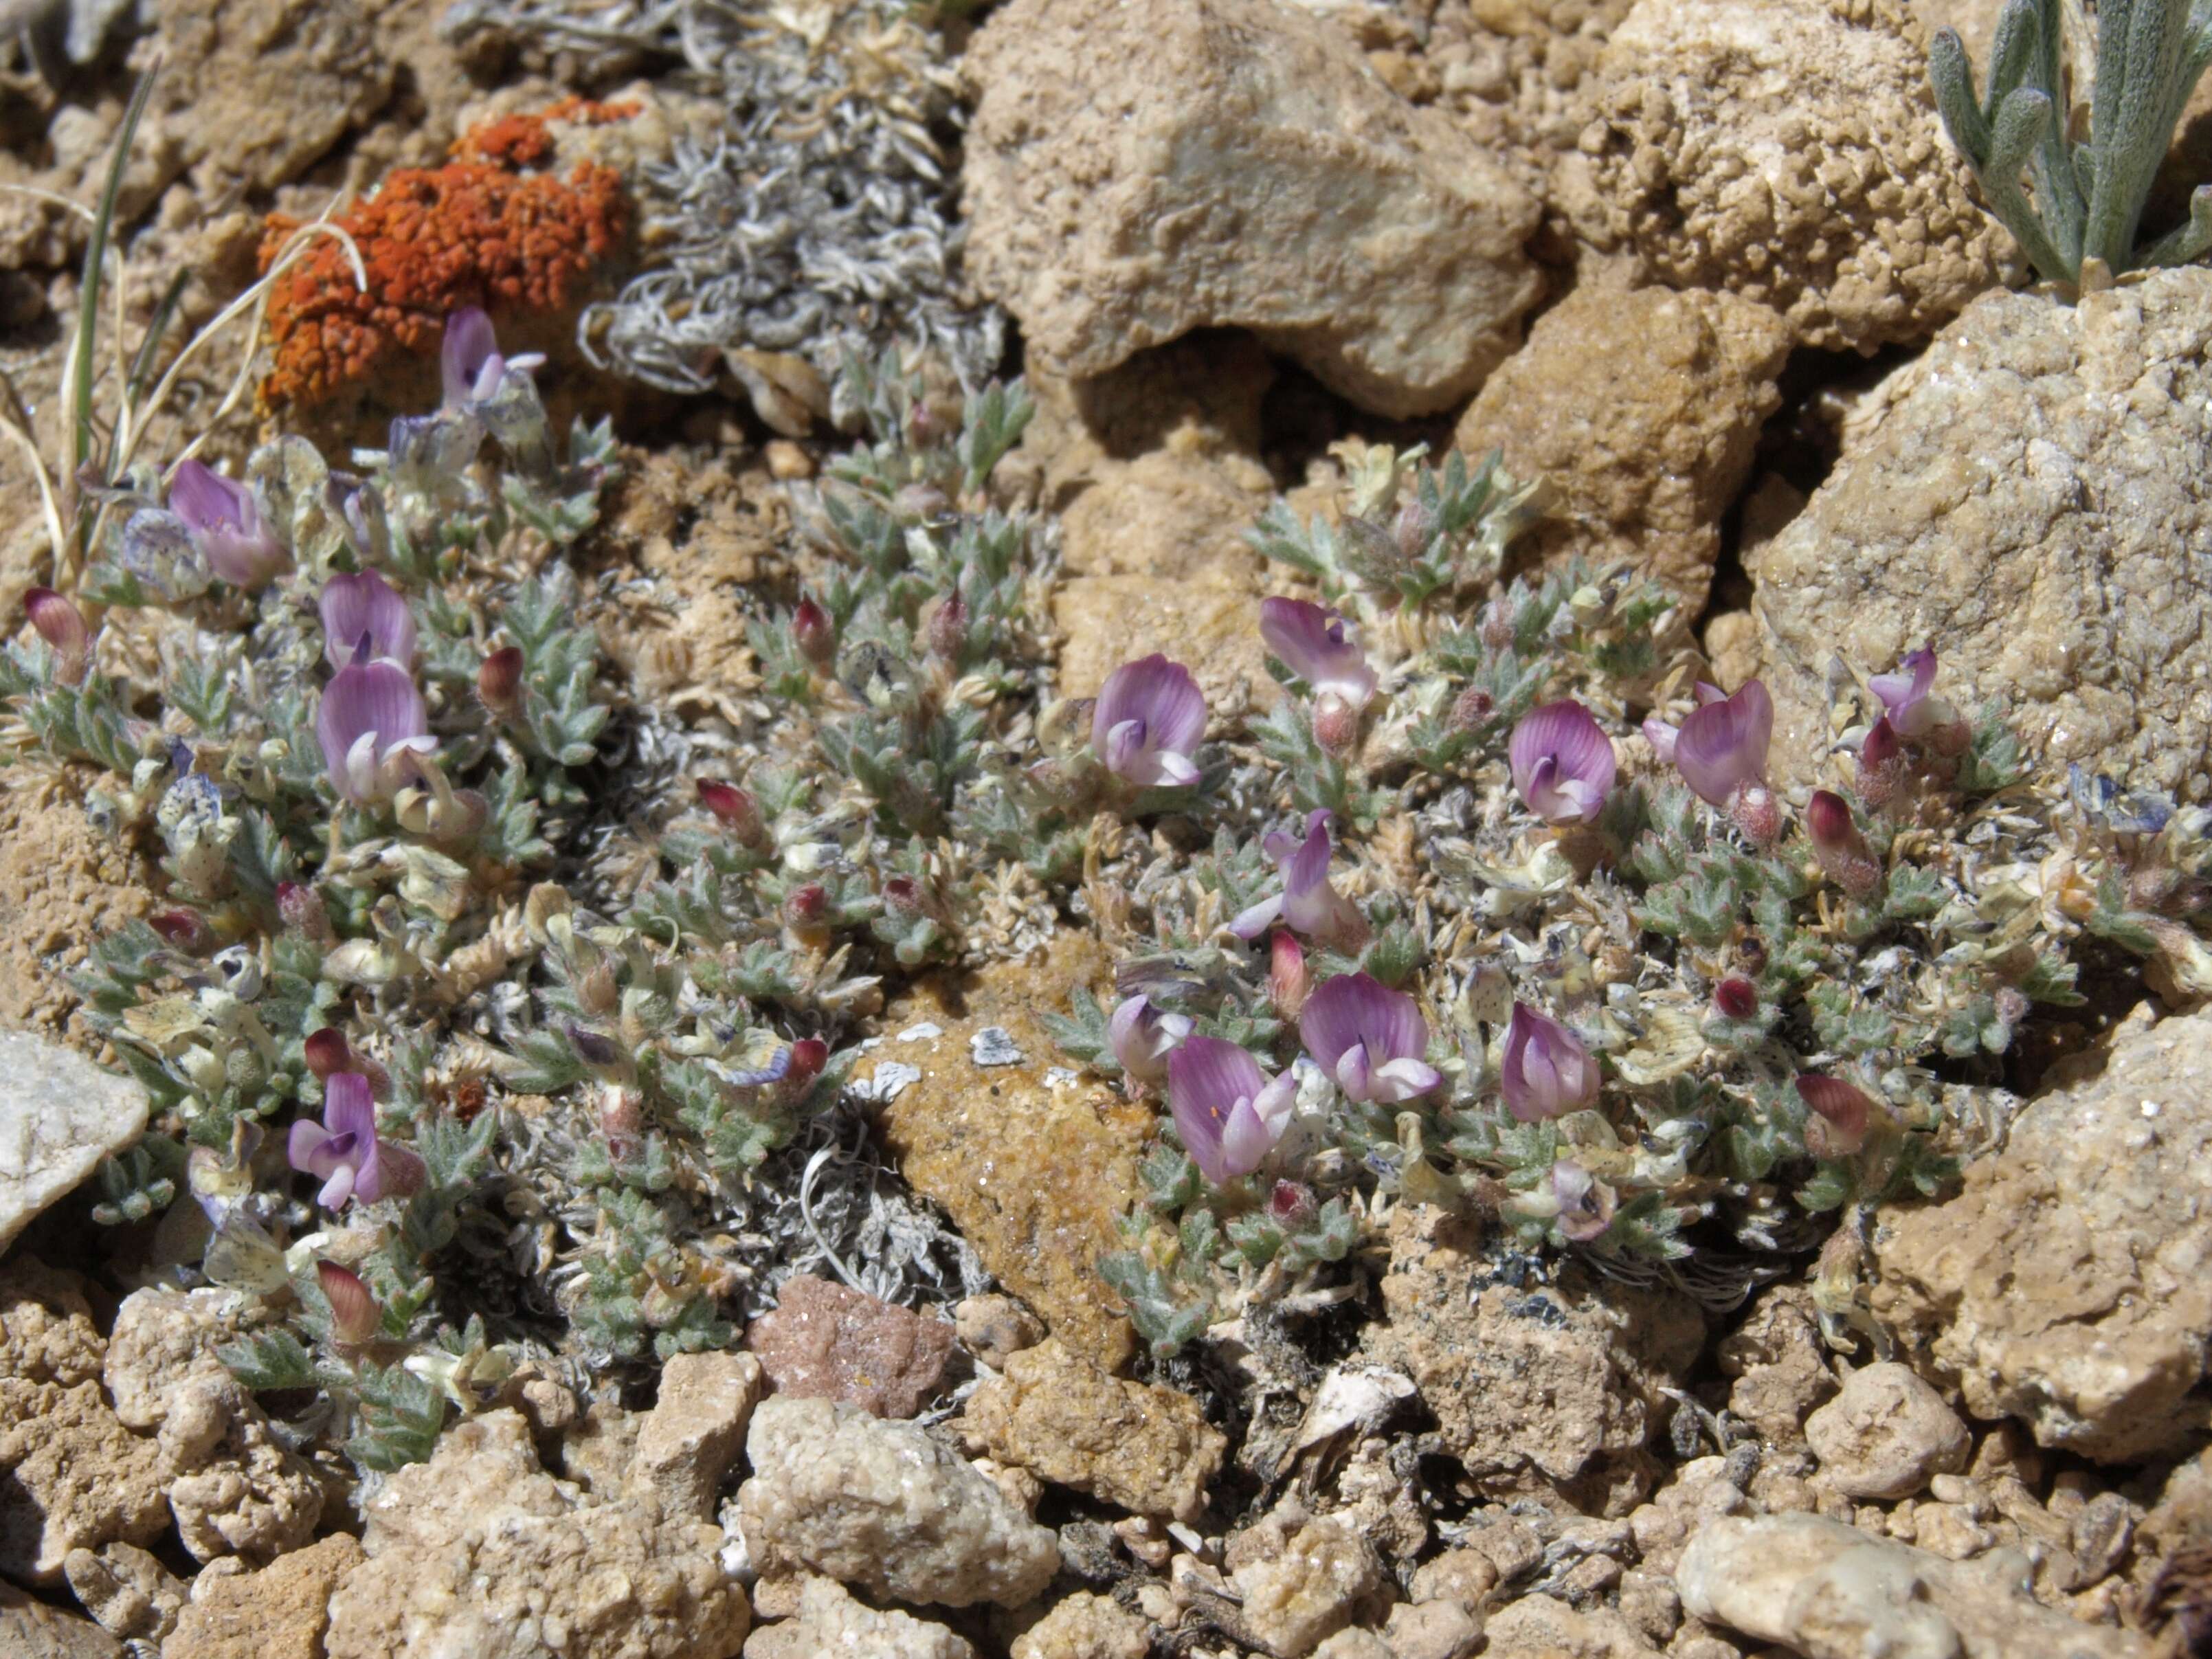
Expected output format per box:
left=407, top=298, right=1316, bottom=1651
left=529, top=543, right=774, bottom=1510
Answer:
left=1469, top=1593, right=1663, bottom=1657
left=961, top=1336, right=1227, bottom=1523
left=0, top=1027, right=152, bottom=1255
left=962, top=0, right=1541, bottom=416
left=1053, top=572, right=1275, bottom=733
left=1378, top=1597, right=1484, bottom=1659
left=158, top=1374, right=323, bottom=1563
left=742, top=1575, right=974, bottom=1658
left=1455, top=281, right=1789, bottom=608
left=1009, top=1590, right=1152, bottom=1659
left=1021, top=337, right=1274, bottom=504
left=326, top=1409, right=746, bottom=1659
left=1557, top=0, right=2011, bottom=351
left=0, top=1579, right=122, bottom=1659
left=1225, top=1504, right=1392, bottom=1658
left=1804, top=1362, right=1970, bottom=1500
left=0, top=769, right=156, bottom=1042
left=0, top=1377, right=167, bottom=1585
left=746, top=1275, right=954, bottom=1419
left=1677, top=1513, right=2155, bottom=1659
left=1739, top=268, right=2212, bottom=801
left=0, top=1258, right=104, bottom=1389
left=63, top=1540, right=188, bottom=1646
left=1869, top=1007, right=2212, bottom=1461
left=1716, top=1282, right=1835, bottom=1452
left=167, top=1533, right=364, bottom=1659
left=1356, top=1205, right=1703, bottom=1515
left=953, top=1294, right=1046, bottom=1370
left=735, top=1396, right=1060, bottom=1610
left=629, top=1349, right=762, bottom=1520
left=868, top=935, right=1151, bottom=1370
left=103, top=1287, right=258, bottom=1432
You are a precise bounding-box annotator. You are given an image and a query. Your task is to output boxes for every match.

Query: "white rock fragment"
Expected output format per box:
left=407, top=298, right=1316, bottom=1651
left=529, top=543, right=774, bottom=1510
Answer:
left=0, top=1029, right=148, bottom=1252
left=969, top=1027, right=1025, bottom=1067
left=1803, top=1363, right=1970, bottom=1501
left=742, top=1576, right=975, bottom=1658
left=735, top=1396, right=1059, bottom=1608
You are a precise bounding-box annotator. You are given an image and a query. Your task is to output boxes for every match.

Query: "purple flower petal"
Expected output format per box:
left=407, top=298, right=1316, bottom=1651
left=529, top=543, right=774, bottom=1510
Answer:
left=1300, top=972, right=1431, bottom=1104
left=323, top=1073, right=377, bottom=1144
left=1642, top=715, right=1679, bottom=764
left=1509, top=701, right=1617, bottom=825
left=1673, top=680, right=1773, bottom=807
left=318, top=661, right=432, bottom=803
left=1110, top=994, right=1192, bottom=1089
left=1501, top=1002, right=1598, bottom=1122
left=1228, top=894, right=1284, bottom=940
left=320, top=571, right=417, bottom=671
left=1869, top=647, right=1939, bottom=738
left=1092, top=656, right=1207, bottom=786
left=442, top=307, right=501, bottom=408
left=287, top=1119, right=335, bottom=1178
left=1259, top=598, right=1376, bottom=709
left=1169, top=1036, right=1286, bottom=1183
left=169, top=461, right=287, bottom=589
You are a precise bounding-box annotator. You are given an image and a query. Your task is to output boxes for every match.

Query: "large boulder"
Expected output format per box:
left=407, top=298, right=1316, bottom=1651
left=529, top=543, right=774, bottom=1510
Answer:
left=1870, top=1008, right=2212, bottom=1461
left=961, top=0, right=1542, bottom=416
left=1734, top=267, right=2212, bottom=800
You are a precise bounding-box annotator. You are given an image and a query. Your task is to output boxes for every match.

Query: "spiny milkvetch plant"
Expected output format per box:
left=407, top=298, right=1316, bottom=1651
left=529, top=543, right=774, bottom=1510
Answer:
left=1929, top=0, right=2212, bottom=284
left=1050, top=440, right=2212, bottom=1361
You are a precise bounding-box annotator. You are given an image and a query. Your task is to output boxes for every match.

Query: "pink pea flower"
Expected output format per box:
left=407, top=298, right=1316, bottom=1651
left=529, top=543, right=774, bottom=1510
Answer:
left=23, top=587, right=89, bottom=683
left=1260, top=597, right=1377, bottom=712
left=319, top=570, right=416, bottom=671
left=288, top=1073, right=424, bottom=1211
left=1673, top=679, right=1772, bottom=807
left=1641, top=681, right=1726, bottom=764
left=441, top=306, right=546, bottom=410
left=1509, top=700, right=1618, bottom=825
left=1229, top=809, right=1368, bottom=950
left=1550, top=1159, right=1617, bottom=1242
left=317, top=660, right=436, bottom=804
left=1501, top=1002, right=1599, bottom=1122
left=1869, top=646, right=1967, bottom=755
left=1109, top=994, right=1194, bottom=1090
left=1168, top=1034, right=1297, bottom=1184
left=169, top=460, right=289, bottom=590
left=1092, top=654, right=1207, bottom=787
left=1299, top=972, right=1440, bottom=1104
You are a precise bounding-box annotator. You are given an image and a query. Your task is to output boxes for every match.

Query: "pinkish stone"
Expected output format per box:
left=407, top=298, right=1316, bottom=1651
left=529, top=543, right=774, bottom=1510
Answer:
left=745, top=1275, right=958, bottom=1418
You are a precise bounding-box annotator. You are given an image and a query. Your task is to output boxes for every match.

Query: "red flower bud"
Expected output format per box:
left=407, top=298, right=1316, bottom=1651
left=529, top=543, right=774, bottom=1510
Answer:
left=1269, top=931, right=1309, bottom=1019
left=926, top=592, right=968, bottom=662
left=1450, top=686, right=1494, bottom=731
left=698, top=780, right=769, bottom=849
left=883, top=876, right=924, bottom=917
left=1796, top=1073, right=1876, bottom=1157
left=1312, top=693, right=1359, bottom=756
left=1806, top=788, right=1881, bottom=898
left=317, top=1261, right=381, bottom=1347
left=478, top=645, right=524, bottom=717
left=1712, top=977, right=1758, bottom=1021
left=784, top=883, right=828, bottom=927
left=304, top=1027, right=353, bottom=1080
left=786, top=1038, right=829, bottom=1087
left=1857, top=715, right=1904, bottom=808
left=25, top=588, right=88, bottom=683
left=1269, top=1179, right=1316, bottom=1228
left=793, top=597, right=836, bottom=668
left=1729, top=781, right=1781, bottom=848
left=149, top=909, right=212, bottom=951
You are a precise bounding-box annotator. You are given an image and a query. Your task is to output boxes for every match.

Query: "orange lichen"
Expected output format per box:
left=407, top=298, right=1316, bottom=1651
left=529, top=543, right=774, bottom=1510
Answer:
left=258, top=102, right=638, bottom=409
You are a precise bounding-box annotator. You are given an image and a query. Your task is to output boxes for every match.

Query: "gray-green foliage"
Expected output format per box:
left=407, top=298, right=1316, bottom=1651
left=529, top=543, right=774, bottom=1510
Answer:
left=1929, top=0, right=2212, bottom=282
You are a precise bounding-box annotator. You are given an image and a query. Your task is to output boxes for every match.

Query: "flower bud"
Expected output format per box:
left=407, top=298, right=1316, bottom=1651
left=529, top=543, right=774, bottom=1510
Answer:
left=577, top=957, right=619, bottom=1017
left=786, top=1038, right=829, bottom=1087
left=1393, top=498, right=1437, bottom=561
left=1479, top=603, right=1514, bottom=652
left=1268, top=1179, right=1317, bottom=1229
left=478, top=645, right=524, bottom=717
left=304, top=1027, right=353, bottom=1080
left=599, top=1084, right=643, bottom=1160
left=25, top=588, right=88, bottom=683
left=1729, top=781, right=1781, bottom=848
left=1109, top=994, right=1193, bottom=1090
left=882, top=876, right=924, bottom=918
left=793, top=597, right=836, bottom=668
left=698, top=780, right=770, bottom=850
left=1269, top=931, right=1309, bottom=1019
left=148, top=909, right=212, bottom=951
left=926, top=592, right=968, bottom=663
left=1857, top=715, right=1905, bottom=808
left=784, top=883, right=829, bottom=928
left=1312, top=693, right=1359, bottom=755
left=1450, top=686, right=1494, bottom=731
left=317, top=1261, right=381, bottom=1347
left=276, top=882, right=336, bottom=948
left=1712, top=977, right=1758, bottom=1021
left=1806, top=788, right=1881, bottom=897
left=1796, top=1073, right=1877, bottom=1158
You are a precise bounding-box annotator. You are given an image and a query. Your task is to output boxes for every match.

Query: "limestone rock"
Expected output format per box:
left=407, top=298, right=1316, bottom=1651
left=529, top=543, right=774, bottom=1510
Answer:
left=961, top=1337, right=1226, bottom=1522
left=629, top=1349, right=761, bottom=1519
left=1053, top=573, right=1276, bottom=733
left=741, top=1576, right=974, bottom=1659
left=1741, top=269, right=2212, bottom=801
left=1009, top=1590, right=1152, bottom=1659
left=0, top=1375, right=167, bottom=1585
left=734, top=1396, right=1059, bottom=1609
left=0, top=1028, right=150, bottom=1254
left=745, top=1275, right=954, bottom=1419
left=167, top=1534, right=364, bottom=1659
left=1479, top=1594, right=1662, bottom=1657
left=1376, top=1599, right=1484, bottom=1659
left=1716, top=1282, right=1835, bottom=1453
left=1677, top=1513, right=2156, bottom=1659
left=0, top=1258, right=104, bottom=1389
left=1455, top=281, right=1789, bottom=609
left=150, top=0, right=393, bottom=193
left=157, top=1374, right=322, bottom=1563
left=0, top=772, right=155, bottom=1041
left=63, top=1541, right=187, bottom=1646
left=1356, top=1205, right=1704, bottom=1514
left=1870, top=1007, right=2212, bottom=1460
left=1225, top=1503, right=1391, bottom=1658
left=1557, top=0, right=2010, bottom=350
left=324, top=1409, right=746, bottom=1659
left=1804, top=1362, right=1969, bottom=1500
left=962, top=0, right=1542, bottom=416
left=867, top=935, right=1151, bottom=1370
left=953, top=1294, right=1045, bottom=1370
left=103, top=1287, right=256, bottom=1432
left=0, top=1580, right=121, bottom=1659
